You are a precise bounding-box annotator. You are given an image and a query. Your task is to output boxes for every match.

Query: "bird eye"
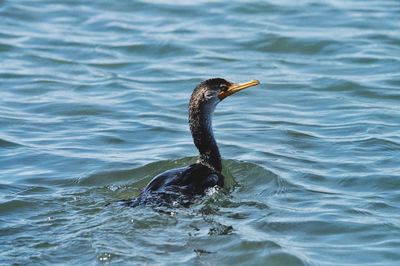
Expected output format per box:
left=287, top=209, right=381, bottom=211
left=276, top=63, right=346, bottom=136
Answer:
left=219, top=84, right=228, bottom=91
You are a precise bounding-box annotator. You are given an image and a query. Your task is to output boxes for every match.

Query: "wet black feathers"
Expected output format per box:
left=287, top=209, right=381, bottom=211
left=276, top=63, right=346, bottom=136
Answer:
left=126, top=78, right=230, bottom=207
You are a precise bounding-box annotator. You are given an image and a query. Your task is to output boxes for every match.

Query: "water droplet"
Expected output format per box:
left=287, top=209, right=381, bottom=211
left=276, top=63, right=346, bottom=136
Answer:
left=98, top=253, right=112, bottom=262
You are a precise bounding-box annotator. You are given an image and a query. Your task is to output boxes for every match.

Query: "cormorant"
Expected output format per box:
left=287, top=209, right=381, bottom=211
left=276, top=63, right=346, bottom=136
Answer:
left=127, top=78, right=259, bottom=207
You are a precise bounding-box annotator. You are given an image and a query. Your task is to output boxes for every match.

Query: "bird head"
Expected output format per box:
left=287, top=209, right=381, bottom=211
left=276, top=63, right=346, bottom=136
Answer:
left=190, top=78, right=260, bottom=109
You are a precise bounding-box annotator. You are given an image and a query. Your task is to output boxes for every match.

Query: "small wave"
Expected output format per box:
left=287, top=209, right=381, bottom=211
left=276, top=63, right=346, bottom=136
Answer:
left=244, top=33, right=343, bottom=55
left=0, top=138, right=21, bottom=148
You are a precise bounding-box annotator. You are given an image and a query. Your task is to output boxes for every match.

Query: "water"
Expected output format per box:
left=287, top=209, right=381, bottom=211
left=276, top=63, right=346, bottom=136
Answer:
left=1, top=0, right=399, bottom=265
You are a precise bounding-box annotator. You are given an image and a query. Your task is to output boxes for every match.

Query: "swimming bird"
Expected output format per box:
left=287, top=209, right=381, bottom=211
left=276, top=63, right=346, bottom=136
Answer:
left=127, top=78, right=259, bottom=207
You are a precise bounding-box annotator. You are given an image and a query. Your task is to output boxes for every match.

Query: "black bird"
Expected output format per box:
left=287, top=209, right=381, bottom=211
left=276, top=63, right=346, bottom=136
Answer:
left=127, top=78, right=259, bottom=207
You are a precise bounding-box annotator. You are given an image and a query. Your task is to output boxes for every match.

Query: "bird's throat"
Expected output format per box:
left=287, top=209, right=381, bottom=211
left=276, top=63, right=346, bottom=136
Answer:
left=189, top=101, right=222, bottom=172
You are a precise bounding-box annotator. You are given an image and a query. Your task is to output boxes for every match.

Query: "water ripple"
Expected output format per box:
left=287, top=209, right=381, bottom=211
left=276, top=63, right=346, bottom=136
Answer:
left=1, top=0, right=400, bottom=265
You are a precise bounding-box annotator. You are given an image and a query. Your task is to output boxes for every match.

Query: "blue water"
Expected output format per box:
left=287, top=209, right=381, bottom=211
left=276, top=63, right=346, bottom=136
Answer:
left=1, top=0, right=400, bottom=265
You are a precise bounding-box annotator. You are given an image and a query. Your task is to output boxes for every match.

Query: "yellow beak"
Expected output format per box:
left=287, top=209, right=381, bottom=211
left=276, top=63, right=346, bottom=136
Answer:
left=218, top=80, right=260, bottom=100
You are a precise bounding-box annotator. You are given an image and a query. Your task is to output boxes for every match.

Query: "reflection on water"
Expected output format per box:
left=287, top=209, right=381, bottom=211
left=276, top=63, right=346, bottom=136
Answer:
left=1, top=0, right=400, bottom=265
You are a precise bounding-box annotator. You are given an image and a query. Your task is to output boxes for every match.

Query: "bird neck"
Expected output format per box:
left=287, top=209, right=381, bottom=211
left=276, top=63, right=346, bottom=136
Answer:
left=189, top=101, right=222, bottom=172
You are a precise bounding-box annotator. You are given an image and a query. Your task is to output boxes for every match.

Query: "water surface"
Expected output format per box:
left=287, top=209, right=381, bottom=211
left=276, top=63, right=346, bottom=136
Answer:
left=1, top=0, right=400, bottom=265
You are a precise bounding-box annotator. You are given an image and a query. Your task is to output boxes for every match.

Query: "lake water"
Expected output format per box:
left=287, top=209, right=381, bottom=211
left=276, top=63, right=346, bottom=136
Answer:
left=1, top=0, right=399, bottom=265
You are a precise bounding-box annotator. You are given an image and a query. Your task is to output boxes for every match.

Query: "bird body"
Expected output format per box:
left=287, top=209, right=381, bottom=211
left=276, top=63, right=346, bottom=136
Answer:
left=129, top=163, right=223, bottom=207
left=127, top=78, right=259, bottom=207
